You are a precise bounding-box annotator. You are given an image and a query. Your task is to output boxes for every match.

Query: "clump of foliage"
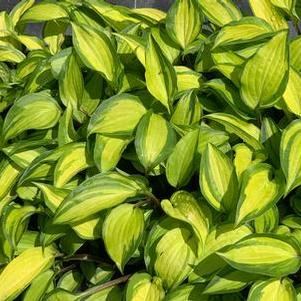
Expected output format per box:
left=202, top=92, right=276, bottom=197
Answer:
left=1, top=0, right=301, bottom=300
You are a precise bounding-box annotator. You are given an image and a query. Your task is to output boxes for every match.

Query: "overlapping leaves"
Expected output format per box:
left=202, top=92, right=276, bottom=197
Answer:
left=1, top=0, right=301, bottom=300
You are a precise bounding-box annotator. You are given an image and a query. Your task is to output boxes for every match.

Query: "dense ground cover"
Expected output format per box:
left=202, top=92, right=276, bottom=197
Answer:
left=0, top=0, right=301, bottom=300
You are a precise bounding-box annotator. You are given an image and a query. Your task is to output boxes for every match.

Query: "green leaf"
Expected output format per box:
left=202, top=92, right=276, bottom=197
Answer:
left=197, top=0, right=241, bottom=26
left=2, top=91, right=61, bottom=141
left=88, top=93, right=147, bottom=138
left=217, top=234, right=301, bottom=277
left=9, top=0, right=34, bottom=27
left=94, top=134, right=130, bottom=172
left=203, top=267, right=259, bottom=295
left=161, top=190, right=209, bottom=251
left=280, top=119, right=301, bottom=195
left=125, top=272, right=165, bottom=301
left=166, top=0, right=203, bottom=49
left=235, top=163, right=283, bottom=225
left=2, top=203, right=37, bottom=252
left=53, top=172, right=149, bottom=225
left=0, top=159, right=22, bottom=200
left=153, top=227, right=198, bottom=289
left=248, top=278, right=297, bottom=301
left=103, top=204, right=145, bottom=272
left=200, top=143, right=238, bottom=212
left=135, top=111, right=177, bottom=172
left=166, top=129, right=199, bottom=187
left=23, top=270, right=54, bottom=301
left=281, top=67, right=301, bottom=116
left=0, top=247, right=57, bottom=301
left=249, top=0, right=288, bottom=30
left=20, top=3, right=68, bottom=23
left=240, top=30, right=289, bottom=109
left=253, top=205, right=279, bottom=233
left=145, top=34, right=177, bottom=113
left=290, top=36, right=301, bottom=71
left=206, top=113, right=263, bottom=150
left=164, top=284, right=207, bottom=301
left=58, top=50, right=84, bottom=121
left=213, top=17, right=273, bottom=49
left=54, top=142, right=92, bottom=188
left=72, top=22, right=122, bottom=85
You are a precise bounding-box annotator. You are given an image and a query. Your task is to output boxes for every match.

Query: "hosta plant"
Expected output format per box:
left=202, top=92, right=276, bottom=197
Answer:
left=1, top=0, right=301, bottom=300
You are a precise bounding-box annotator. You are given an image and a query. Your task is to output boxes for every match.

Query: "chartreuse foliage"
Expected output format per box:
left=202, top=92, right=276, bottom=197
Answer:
left=2, top=0, right=301, bottom=300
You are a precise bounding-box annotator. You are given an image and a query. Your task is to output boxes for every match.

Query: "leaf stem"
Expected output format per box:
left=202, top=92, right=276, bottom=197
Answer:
left=78, top=274, right=131, bottom=299
left=62, top=254, right=113, bottom=269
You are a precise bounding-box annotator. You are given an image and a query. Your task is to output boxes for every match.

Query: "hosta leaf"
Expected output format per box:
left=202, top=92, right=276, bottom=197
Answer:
left=72, top=215, right=104, bottom=240
left=249, top=0, right=288, bottom=30
left=0, top=247, right=57, bottom=301
left=171, top=89, right=202, bottom=128
left=161, top=191, right=209, bottom=250
left=166, top=0, right=203, bottom=49
left=253, top=205, right=279, bottom=233
left=103, top=204, right=145, bottom=272
left=72, top=22, right=122, bottom=85
left=203, top=224, right=253, bottom=259
left=281, top=67, right=301, bottom=116
left=115, top=33, right=146, bottom=66
left=20, top=3, right=68, bottom=23
left=280, top=120, right=301, bottom=194
left=166, top=129, right=199, bottom=187
left=86, top=0, right=140, bottom=31
left=34, top=183, right=69, bottom=214
left=213, top=17, right=273, bottom=49
left=94, top=134, right=130, bottom=172
left=175, top=66, right=202, bottom=93
left=153, top=227, right=198, bottom=289
left=247, top=278, right=297, bottom=301
left=206, top=113, right=263, bottom=150
left=233, top=144, right=264, bottom=180
left=53, top=172, right=149, bottom=225
left=144, top=217, right=185, bottom=273
left=54, top=142, right=91, bottom=188
left=290, top=36, right=301, bottom=71
left=197, top=0, right=241, bottom=26
left=0, top=45, right=26, bottom=63
left=197, top=124, right=229, bottom=153
left=203, top=268, right=259, bottom=294
left=0, top=159, right=22, bottom=200
left=217, top=234, right=301, bottom=277
left=235, top=163, right=283, bottom=225
left=9, top=0, right=34, bottom=27
left=59, top=50, right=84, bottom=120
left=88, top=93, right=147, bottom=138
left=151, top=26, right=181, bottom=63
left=145, top=34, right=177, bottom=113
left=44, top=20, right=68, bottom=55
left=200, top=143, right=238, bottom=212
left=2, top=91, right=61, bottom=141
left=133, top=8, right=166, bottom=22
left=164, top=284, right=207, bottom=301
left=125, top=272, right=165, bottom=301
left=260, top=116, right=281, bottom=167
left=58, top=270, right=83, bottom=292
left=240, top=30, right=289, bottom=109
left=58, top=104, right=79, bottom=146
left=271, top=0, right=294, bottom=14
left=23, top=270, right=54, bottom=301
left=43, top=289, right=76, bottom=301
left=135, top=111, right=176, bottom=172
left=202, top=78, right=253, bottom=119
left=2, top=203, right=37, bottom=251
